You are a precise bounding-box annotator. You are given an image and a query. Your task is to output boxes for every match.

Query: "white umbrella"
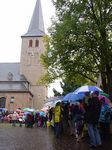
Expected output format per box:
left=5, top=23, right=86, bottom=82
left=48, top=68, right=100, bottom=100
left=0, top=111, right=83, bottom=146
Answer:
left=74, top=85, right=103, bottom=94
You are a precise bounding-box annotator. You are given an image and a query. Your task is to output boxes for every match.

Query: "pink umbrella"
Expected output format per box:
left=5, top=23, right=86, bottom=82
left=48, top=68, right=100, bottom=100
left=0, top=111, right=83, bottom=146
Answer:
left=16, top=109, right=24, bottom=113
left=98, top=95, right=111, bottom=104
left=41, top=106, right=49, bottom=113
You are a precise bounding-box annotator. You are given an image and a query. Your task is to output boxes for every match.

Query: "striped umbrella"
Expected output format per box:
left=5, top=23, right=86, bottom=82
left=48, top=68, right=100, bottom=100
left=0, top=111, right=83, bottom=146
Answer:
left=74, top=85, right=103, bottom=94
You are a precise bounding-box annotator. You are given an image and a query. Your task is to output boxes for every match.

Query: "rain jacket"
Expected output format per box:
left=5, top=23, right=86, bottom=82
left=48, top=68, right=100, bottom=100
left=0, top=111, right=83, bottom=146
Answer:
left=54, top=105, right=61, bottom=123
left=85, top=97, right=101, bottom=125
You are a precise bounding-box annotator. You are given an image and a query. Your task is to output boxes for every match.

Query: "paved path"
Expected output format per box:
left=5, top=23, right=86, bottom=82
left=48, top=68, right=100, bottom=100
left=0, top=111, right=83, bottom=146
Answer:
left=0, top=124, right=112, bottom=150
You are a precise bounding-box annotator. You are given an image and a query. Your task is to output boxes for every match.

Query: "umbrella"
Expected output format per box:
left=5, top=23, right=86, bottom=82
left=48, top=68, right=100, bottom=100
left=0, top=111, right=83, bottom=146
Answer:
left=99, top=91, right=110, bottom=98
left=63, top=92, right=84, bottom=102
left=74, top=85, right=103, bottom=94
left=39, top=111, right=45, bottom=116
left=63, top=92, right=73, bottom=101
left=24, top=111, right=31, bottom=116
left=41, top=107, right=48, bottom=113
left=98, top=95, right=111, bottom=104
left=23, top=107, right=30, bottom=111
left=28, top=108, right=35, bottom=112
left=23, top=107, right=35, bottom=112
left=16, top=109, right=24, bottom=113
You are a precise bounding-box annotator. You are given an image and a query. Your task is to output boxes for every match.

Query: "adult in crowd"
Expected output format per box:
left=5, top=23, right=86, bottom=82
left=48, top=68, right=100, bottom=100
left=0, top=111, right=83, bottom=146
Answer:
left=48, top=107, right=55, bottom=130
left=99, top=97, right=112, bottom=141
left=85, top=91, right=102, bottom=148
left=54, top=102, right=63, bottom=138
left=61, top=102, right=70, bottom=134
left=11, top=112, right=18, bottom=127
left=72, top=102, right=85, bottom=142
left=25, top=112, right=34, bottom=128
left=68, top=103, right=75, bottom=136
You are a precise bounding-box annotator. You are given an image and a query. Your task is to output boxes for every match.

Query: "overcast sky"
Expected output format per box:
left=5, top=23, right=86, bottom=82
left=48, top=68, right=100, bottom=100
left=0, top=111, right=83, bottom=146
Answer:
left=0, top=0, right=55, bottom=62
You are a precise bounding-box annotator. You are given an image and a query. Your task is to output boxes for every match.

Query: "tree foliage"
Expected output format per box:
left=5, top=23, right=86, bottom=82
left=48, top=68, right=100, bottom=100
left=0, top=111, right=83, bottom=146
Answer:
left=42, top=0, right=112, bottom=95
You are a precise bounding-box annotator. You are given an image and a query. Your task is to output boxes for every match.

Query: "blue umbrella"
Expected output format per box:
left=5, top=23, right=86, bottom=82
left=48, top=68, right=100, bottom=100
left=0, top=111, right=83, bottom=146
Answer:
left=24, top=111, right=31, bottom=115
left=40, top=111, right=45, bottom=116
left=63, top=92, right=73, bottom=101
left=63, top=92, right=84, bottom=102
left=74, top=85, right=103, bottom=94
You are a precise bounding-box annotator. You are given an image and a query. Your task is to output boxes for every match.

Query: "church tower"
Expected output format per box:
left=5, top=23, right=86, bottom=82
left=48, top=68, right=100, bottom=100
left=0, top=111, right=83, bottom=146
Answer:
left=20, top=0, right=47, bottom=109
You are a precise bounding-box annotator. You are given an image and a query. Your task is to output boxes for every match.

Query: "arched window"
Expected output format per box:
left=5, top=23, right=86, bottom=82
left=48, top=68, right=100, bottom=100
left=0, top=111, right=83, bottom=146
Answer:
left=35, top=39, right=39, bottom=47
left=29, top=40, right=33, bottom=47
left=0, top=97, right=6, bottom=108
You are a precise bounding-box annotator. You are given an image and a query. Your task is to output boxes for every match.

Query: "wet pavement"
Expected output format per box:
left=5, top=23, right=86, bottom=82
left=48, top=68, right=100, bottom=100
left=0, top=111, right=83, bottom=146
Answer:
left=0, top=124, right=112, bottom=150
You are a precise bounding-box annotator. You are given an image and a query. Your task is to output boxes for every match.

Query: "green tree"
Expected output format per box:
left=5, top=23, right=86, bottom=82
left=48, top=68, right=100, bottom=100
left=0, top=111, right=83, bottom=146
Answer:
left=42, top=0, right=112, bottom=96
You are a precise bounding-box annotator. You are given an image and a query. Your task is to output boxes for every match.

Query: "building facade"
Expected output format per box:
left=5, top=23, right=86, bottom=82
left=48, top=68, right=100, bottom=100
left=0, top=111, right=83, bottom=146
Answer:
left=0, top=0, right=47, bottom=111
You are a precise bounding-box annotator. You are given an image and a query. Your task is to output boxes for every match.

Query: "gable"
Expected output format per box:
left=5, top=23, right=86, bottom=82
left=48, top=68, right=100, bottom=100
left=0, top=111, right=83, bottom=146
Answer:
left=0, top=63, right=27, bottom=81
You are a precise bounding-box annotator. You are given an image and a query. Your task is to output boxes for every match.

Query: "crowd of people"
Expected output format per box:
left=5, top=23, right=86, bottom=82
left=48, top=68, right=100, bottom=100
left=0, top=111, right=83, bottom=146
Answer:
left=0, top=110, right=48, bottom=128
left=47, top=91, right=112, bottom=148
left=0, top=90, right=112, bottom=149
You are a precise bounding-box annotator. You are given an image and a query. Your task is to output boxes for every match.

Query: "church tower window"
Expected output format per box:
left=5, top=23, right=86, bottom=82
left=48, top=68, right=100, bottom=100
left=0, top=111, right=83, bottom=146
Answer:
left=29, top=40, right=33, bottom=47
left=35, top=39, right=39, bottom=47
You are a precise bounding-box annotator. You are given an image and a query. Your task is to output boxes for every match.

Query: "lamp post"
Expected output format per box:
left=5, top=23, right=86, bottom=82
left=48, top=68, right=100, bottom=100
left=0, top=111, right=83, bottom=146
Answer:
left=10, top=97, right=15, bottom=113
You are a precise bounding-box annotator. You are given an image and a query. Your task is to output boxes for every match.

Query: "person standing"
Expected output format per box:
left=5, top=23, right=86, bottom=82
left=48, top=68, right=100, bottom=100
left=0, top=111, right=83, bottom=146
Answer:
left=11, top=112, right=17, bottom=127
left=99, top=97, right=112, bottom=141
left=72, top=102, right=85, bottom=142
left=54, top=102, right=62, bottom=138
left=85, top=91, right=102, bottom=148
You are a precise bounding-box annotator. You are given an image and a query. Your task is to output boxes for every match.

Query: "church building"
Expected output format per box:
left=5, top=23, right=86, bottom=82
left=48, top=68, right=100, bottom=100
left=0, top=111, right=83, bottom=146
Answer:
left=0, top=0, right=47, bottom=111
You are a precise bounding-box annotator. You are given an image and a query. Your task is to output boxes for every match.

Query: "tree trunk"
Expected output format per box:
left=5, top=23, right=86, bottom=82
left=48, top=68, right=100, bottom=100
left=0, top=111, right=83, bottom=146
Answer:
left=101, top=73, right=108, bottom=93
left=106, top=65, right=112, bottom=101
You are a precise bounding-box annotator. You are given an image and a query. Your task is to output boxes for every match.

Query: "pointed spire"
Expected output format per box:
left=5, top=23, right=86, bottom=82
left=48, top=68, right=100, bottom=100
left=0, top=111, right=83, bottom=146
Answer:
left=22, top=0, right=45, bottom=37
